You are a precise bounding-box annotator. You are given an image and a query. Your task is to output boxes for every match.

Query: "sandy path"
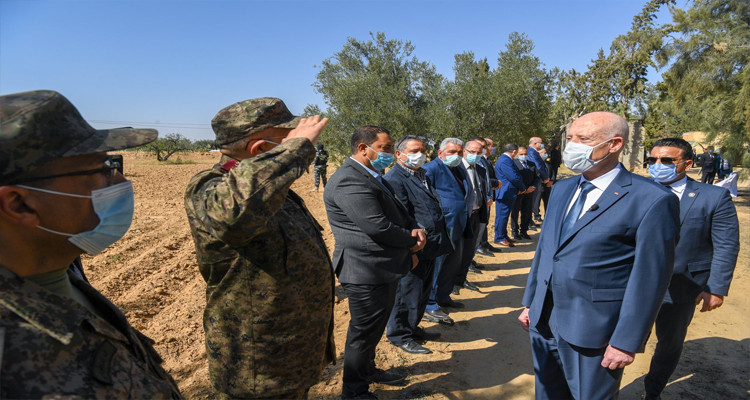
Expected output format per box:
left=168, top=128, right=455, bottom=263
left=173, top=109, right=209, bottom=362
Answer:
left=84, top=153, right=749, bottom=399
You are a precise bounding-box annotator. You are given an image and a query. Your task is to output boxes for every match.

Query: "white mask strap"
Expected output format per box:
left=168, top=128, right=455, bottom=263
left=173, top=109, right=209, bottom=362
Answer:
left=16, top=185, right=92, bottom=199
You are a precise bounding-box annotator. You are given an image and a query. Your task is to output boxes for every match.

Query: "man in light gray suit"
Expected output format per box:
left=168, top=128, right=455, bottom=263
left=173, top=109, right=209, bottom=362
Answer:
left=324, top=125, right=426, bottom=400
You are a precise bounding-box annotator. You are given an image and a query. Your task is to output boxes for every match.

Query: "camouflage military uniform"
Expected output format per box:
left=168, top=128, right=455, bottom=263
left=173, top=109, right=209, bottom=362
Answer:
left=184, top=137, right=335, bottom=398
left=0, top=266, right=182, bottom=399
left=312, top=147, right=329, bottom=190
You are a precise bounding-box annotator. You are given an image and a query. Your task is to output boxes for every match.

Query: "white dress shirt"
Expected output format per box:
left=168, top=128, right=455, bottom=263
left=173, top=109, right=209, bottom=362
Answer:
left=565, top=164, right=623, bottom=219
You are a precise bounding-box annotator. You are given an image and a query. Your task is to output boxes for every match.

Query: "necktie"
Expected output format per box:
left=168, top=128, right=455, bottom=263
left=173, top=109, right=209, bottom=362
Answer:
left=560, top=181, right=595, bottom=241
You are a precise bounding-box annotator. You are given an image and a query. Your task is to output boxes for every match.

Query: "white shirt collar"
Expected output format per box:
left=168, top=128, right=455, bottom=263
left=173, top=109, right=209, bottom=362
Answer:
left=579, top=163, right=622, bottom=191
left=666, top=176, right=688, bottom=199
left=349, top=156, right=380, bottom=179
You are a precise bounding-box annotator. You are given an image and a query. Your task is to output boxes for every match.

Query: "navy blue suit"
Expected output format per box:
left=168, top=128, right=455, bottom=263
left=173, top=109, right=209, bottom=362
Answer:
left=644, top=178, right=739, bottom=397
left=494, top=153, right=526, bottom=242
left=423, top=158, right=471, bottom=308
left=522, top=167, right=680, bottom=399
left=384, top=164, right=453, bottom=346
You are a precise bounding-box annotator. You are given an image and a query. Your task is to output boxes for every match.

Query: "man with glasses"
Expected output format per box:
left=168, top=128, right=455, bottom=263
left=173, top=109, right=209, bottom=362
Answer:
left=184, top=97, right=335, bottom=399
left=0, top=90, right=182, bottom=398
left=643, top=138, right=739, bottom=400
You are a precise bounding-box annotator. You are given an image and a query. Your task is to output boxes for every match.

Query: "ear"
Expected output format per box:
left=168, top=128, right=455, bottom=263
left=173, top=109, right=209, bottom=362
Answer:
left=609, top=137, right=625, bottom=153
left=247, top=140, right=266, bottom=157
left=0, top=186, right=41, bottom=227
left=357, top=142, right=369, bottom=156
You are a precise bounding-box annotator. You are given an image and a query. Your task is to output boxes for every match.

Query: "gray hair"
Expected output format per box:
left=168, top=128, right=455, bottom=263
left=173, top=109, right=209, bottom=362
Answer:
left=439, top=137, right=464, bottom=151
left=396, top=135, right=425, bottom=152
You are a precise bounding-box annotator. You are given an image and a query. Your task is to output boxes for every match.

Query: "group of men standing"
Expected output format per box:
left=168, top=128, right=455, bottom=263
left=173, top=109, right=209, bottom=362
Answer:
left=0, top=90, right=740, bottom=400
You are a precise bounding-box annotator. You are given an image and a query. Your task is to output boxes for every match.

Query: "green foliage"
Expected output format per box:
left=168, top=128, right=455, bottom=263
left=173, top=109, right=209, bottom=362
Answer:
left=312, top=31, right=553, bottom=156
left=145, top=133, right=193, bottom=161
left=649, top=0, right=750, bottom=167
left=191, top=139, right=217, bottom=152
left=313, top=32, right=442, bottom=157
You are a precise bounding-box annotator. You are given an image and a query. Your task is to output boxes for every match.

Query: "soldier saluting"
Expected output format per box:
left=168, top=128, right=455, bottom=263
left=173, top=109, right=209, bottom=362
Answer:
left=184, top=98, right=335, bottom=399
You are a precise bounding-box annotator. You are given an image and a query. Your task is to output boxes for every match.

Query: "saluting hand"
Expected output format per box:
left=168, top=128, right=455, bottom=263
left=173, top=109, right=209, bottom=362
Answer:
left=283, top=115, right=328, bottom=146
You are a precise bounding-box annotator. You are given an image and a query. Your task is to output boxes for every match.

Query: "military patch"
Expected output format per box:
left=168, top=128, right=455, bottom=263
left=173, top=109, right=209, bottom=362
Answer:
left=221, top=159, right=239, bottom=172
left=92, top=340, right=117, bottom=385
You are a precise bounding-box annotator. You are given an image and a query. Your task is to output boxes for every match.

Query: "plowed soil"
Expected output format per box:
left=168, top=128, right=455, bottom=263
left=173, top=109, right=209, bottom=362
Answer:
left=83, top=152, right=749, bottom=399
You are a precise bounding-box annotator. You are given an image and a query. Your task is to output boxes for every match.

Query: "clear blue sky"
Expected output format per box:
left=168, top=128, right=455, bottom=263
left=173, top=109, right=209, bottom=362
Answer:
left=0, top=0, right=672, bottom=140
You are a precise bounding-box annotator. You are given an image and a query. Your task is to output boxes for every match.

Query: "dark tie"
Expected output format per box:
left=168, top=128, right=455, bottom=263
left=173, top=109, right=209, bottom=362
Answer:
left=560, top=181, right=595, bottom=241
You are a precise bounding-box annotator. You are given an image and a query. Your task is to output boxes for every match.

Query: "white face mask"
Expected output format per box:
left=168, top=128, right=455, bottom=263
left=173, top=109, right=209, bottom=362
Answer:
left=18, top=181, right=135, bottom=255
left=562, top=138, right=613, bottom=173
left=401, top=152, right=427, bottom=169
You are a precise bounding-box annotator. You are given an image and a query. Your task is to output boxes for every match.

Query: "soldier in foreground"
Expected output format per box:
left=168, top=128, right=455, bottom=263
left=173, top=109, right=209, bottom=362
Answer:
left=184, top=97, right=335, bottom=399
left=0, top=90, right=182, bottom=398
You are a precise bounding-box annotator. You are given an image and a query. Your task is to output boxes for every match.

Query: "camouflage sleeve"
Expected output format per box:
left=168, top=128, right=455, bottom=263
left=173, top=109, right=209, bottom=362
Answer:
left=192, top=137, right=315, bottom=247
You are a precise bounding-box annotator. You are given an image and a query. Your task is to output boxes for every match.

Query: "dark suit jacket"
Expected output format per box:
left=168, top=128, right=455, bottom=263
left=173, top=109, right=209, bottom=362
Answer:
left=469, top=162, right=491, bottom=224
left=324, top=158, right=417, bottom=285
left=527, top=146, right=549, bottom=181
left=514, top=159, right=539, bottom=188
left=495, top=153, right=526, bottom=201
left=665, top=178, right=739, bottom=303
left=423, top=158, right=472, bottom=245
left=522, top=167, right=680, bottom=353
left=480, top=156, right=500, bottom=192
left=384, top=164, right=453, bottom=261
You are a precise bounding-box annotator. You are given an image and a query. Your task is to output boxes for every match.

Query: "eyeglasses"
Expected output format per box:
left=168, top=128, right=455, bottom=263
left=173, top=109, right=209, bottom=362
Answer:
left=10, top=155, right=122, bottom=184
left=645, top=156, right=683, bottom=165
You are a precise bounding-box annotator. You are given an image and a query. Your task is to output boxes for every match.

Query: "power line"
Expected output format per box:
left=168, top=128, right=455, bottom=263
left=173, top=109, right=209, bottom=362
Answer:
left=89, top=119, right=211, bottom=129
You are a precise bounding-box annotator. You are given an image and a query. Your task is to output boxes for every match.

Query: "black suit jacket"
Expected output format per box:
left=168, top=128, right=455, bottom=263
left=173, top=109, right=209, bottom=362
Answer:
left=324, top=158, right=417, bottom=284
left=384, top=164, right=453, bottom=260
left=514, top=159, right=539, bottom=188
left=471, top=163, right=491, bottom=224
left=480, top=156, right=499, bottom=199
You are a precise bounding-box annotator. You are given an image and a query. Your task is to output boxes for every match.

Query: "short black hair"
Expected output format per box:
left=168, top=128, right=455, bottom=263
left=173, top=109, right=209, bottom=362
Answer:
left=351, top=125, right=390, bottom=155
left=395, top=135, right=424, bottom=152
left=470, top=137, right=486, bottom=145
left=503, top=143, right=519, bottom=153
left=652, top=137, right=693, bottom=160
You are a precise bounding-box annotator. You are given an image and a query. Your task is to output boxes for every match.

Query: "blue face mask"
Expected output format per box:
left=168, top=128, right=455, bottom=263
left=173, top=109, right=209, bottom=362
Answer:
left=19, top=181, right=135, bottom=255
left=648, top=162, right=683, bottom=183
left=442, top=154, right=461, bottom=167
left=366, top=145, right=394, bottom=170
left=517, top=155, right=528, bottom=162
left=465, top=154, right=480, bottom=165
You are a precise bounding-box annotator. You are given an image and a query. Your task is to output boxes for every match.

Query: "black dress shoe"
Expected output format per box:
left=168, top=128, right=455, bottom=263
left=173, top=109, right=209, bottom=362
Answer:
left=528, top=225, right=538, bottom=231
left=438, top=298, right=465, bottom=308
left=468, top=265, right=483, bottom=274
left=471, top=259, right=485, bottom=269
left=483, top=243, right=502, bottom=252
left=424, top=309, right=454, bottom=325
left=367, top=369, right=406, bottom=385
left=397, top=340, right=431, bottom=354
left=512, top=234, right=523, bottom=241
left=451, top=286, right=461, bottom=295
left=520, top=232, right=532, bottom=240
left=474, top=247, right=493, bottom=257
left=463, top=280, right=481, bottom=292
left=413, top=327, right=441, bottom=341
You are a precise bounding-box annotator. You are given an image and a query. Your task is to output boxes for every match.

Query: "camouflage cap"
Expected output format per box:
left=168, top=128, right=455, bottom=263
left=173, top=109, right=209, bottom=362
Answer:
left=212, top=97, right=301, bottom=146
left=0, top=90, right=158, bottom=183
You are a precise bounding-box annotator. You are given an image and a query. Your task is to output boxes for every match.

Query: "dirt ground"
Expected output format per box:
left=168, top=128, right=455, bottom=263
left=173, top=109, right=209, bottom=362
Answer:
left=84, top=152, right=749, bottom=399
